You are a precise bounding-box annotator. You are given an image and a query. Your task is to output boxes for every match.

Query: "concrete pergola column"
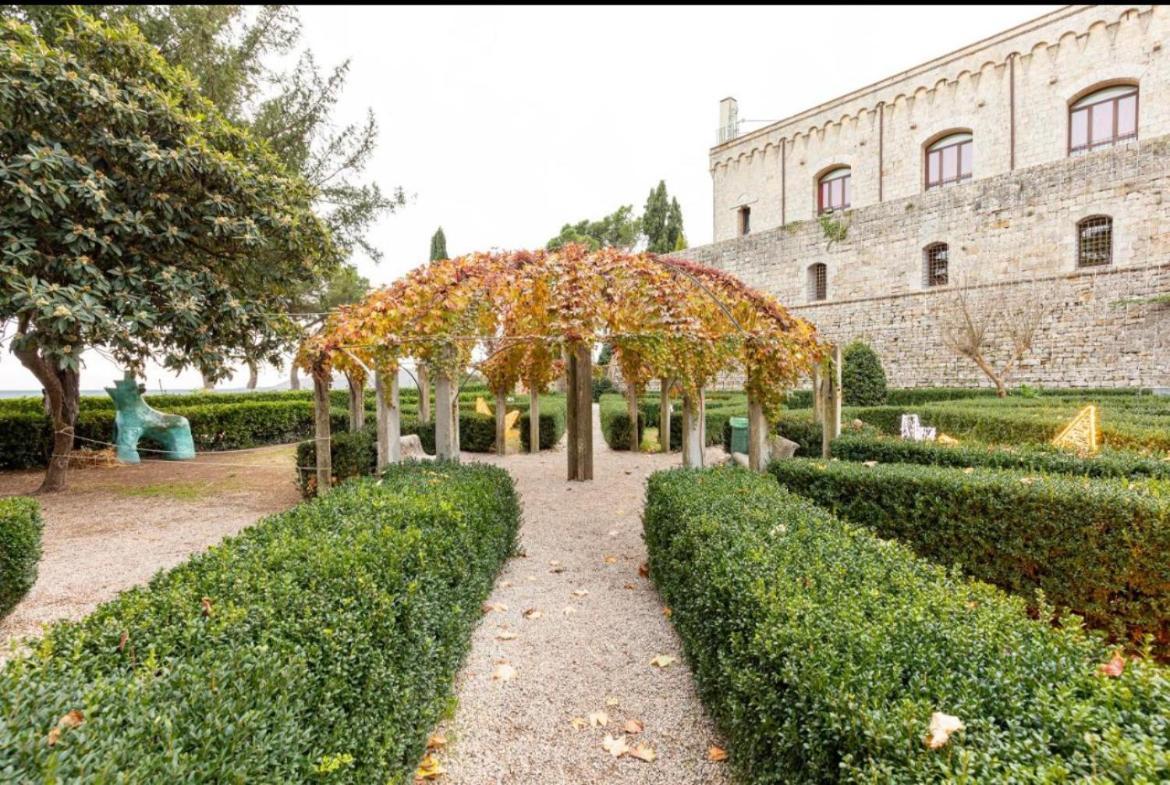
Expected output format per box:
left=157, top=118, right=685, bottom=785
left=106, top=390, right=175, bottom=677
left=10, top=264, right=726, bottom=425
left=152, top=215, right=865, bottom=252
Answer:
left=682, top=388, right=705, bottom=468
left=435, top=370, right=458, bottom=460
left=375, top=369, right=400, bottom=472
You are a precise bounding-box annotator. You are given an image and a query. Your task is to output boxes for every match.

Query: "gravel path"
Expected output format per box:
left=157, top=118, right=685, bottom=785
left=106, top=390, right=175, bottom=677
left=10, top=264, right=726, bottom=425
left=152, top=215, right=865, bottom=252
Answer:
left=438, top=405, right=733, bottom=784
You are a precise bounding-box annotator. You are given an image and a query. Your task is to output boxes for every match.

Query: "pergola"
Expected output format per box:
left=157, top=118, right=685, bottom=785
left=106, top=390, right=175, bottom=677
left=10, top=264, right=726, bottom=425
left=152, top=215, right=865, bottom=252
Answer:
left=298, top=245, right=823, bottom=487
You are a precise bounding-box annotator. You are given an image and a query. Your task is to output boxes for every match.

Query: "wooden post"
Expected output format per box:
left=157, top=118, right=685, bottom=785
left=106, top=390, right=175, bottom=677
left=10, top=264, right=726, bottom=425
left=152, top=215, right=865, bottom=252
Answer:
left=529, top=386, right=541, bottom=454
left=626, top=385, right=640, bottom=452
left=658, top=378, right=673, bottom=453
left=452, top=386, right=461, bottom=456
left=821, top=345, right=842, bottom=459
left=812, top=366, right=824, bottom=425
left=435, top=371, right=455, bottom=460
left=565, top=356, right=578, bottom=480
left=375, top=369, right=401, bottom=472
left=748, top=392, right=769, bottom=471
left=682, top=390, right=704, bottom=468
left=417, top=365, right=431, bottom=424
left=347, top=374, right=364, bottom=432
left=573, top=344, right=594, bottom=480
left=494, top=387, right=507, bottom=456
left=313, top=372, right=332, bottom=495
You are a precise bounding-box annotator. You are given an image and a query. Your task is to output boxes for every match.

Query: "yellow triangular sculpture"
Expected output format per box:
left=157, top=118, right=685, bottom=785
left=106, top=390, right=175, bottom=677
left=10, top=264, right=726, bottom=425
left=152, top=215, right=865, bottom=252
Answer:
left=475, top=396, right=492, bottom=416
left=1052, top=405, right=1099, bottom=455
left=504, top=409, right=520, bottom=430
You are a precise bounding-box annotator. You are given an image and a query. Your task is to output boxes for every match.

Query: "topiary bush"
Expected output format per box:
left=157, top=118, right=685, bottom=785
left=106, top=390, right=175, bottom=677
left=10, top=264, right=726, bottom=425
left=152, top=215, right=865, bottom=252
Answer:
left=518, top=411, right=566, bottom=452
left=645, top=466, right=1170, bottom=783
left=842, top=340, right=888, bottom=406
left=598, top=395, right=644, bottom=450
left=295, top=430, right=376, bottom=498
left=769, top=458, right=1170, bottom=653
left=0, top=497, right=42, bottom=618
left=0, top=462, right=520, bottom=783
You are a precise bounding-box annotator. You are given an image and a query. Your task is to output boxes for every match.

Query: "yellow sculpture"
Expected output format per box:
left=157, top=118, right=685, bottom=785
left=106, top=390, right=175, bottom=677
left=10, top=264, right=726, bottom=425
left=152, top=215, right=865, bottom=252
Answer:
left=1052, top=405, right=1099, bottom=455
left=475, top=396, right=492, bottom=416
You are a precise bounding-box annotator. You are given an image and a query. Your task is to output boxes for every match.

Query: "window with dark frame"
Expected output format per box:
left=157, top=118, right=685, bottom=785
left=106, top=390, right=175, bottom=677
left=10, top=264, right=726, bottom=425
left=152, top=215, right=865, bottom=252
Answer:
left=807, top=263, right=827, bottom=302
left=1069, top=85, right=1138, bottom=154
left=923, top=243, right=949, bottom=287
left=925, top=132, right=973, bottom=190
left=817, top=167, right=851, bottom=214
left=739, top=205, right=751, bottom=236
left=1077, top=216, right=1113, bottom=268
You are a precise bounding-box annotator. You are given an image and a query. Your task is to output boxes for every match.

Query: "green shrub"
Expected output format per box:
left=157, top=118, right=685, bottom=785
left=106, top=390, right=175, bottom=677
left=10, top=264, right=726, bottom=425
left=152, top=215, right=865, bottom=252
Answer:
left=518, top=411, right=566, bottom=452
left=0, top=497, right=42, bottom=618
left=599, top=395, right=645, bottom=450
left=769, top=458, right=1170, bottom=652
left=842, top=340, right=887, bottom=405
left=721, top=411, right=824, bottom=456
left=591, top=376, right=615, bottom=402
left=832, top=434, right=1170, bottom=480
left=0, top=462, right=520, bottom=783
left=295, top=430, right=376, bottom=497
left=645, top=466, right=1170, bottom=783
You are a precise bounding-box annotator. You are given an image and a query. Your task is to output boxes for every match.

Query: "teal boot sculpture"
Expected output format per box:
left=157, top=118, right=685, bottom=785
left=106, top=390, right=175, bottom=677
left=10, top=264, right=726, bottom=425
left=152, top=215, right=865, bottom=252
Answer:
left=105, top=372, right=196, bottom=464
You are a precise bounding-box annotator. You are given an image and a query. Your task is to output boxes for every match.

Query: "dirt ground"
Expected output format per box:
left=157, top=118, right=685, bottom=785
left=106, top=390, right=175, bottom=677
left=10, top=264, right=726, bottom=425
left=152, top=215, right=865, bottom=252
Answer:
left=0, top=445, right=301, bottom=660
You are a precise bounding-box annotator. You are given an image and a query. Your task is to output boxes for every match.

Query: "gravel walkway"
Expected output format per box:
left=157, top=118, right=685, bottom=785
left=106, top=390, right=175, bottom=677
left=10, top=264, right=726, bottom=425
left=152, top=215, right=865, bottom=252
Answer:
left=438, top=405, right=733, bottom=784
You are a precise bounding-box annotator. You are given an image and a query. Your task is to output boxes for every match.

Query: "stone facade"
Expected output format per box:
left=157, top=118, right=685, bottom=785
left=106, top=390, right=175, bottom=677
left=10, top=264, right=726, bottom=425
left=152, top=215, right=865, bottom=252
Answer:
left=684, top=4, right=1170, bottom=388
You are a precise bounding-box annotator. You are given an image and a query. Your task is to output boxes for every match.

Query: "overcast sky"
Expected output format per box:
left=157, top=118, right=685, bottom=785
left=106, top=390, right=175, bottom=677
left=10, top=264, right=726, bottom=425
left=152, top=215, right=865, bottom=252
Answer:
left=1, top=4, right=1062, bottom=392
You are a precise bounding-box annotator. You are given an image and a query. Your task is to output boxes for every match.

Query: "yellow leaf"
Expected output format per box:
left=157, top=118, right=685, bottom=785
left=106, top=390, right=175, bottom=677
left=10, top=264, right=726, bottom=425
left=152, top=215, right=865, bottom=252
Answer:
left=604, top=696, right=620, bottom=707
left=650, top=654, right=676, bottom=668
left=415, top=753, right=445, bottom=779
left=629, top=742, right=656, bottom=762
left=602, top=734, right=630, bottom=758
left=426, top=733, right=447, bottom=750
left=623, top=719, right=644, bottom=734
left=570, top=716, right=588, bottom=730
left=572, top=589, right=589, bottom=597
left=496, top=630, right=518, bottom=641
left=707, top=746, right=729, bottom=762
left=492, top=663, right=516, bottom=682
left=523, top=608, right=542, bottom=620
left=588, top=710, right=608, bottom=727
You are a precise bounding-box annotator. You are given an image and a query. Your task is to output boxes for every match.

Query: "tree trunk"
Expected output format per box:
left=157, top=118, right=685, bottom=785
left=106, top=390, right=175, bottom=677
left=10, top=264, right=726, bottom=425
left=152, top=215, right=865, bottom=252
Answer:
left=529, top=386, right=541, bottom=454
left=246, top=360, right=258, bottom=390
left=289, top=361, right=301, bottom=391
left=748, top=392, right=769, bottom=471
left=418, top=365, right=431, bottom=423
left=565, top=357, right=577, bottom=479
left=626, top=385, right=640, bottom=452
left=313, top=372, right=332, bottom=495
left=494, top=387, right=508, bottom=456
left=658, top=378, right=673, bottom=453
left=14, top=345, right=79, bottom=493
left=347, top=374, right=365, bottom=432
left=572, top=345, right=593, bottom=480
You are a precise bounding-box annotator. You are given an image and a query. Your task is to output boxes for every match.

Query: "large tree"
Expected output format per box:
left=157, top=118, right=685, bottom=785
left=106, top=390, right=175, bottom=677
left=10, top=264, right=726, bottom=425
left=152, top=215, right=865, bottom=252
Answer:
left=642, top=180, right=685, bottom=253
left=546, top=205, right=640, bottom=252
left=10, top=5, right=405, bottom=385
left=0, top=12, right=337, bottom=491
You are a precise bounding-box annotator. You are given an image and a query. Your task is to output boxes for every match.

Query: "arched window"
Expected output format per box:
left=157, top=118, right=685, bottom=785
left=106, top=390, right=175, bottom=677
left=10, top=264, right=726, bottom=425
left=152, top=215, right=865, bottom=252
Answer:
left=817, top=167, right=851, bottom=214
left=923, top=243, right=949, bottom=287
left=1069, top=84, right=1138, bottom=154
left=925, top=132, right=972, bottom=190
left=1077, top=216, right=1113, bottom=268
left=807, top=263, right=827, bottom=302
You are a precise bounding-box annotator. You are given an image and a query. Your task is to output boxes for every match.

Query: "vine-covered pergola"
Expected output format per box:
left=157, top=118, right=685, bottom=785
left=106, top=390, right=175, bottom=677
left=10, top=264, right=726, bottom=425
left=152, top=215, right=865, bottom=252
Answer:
left=298, top=245, right=823, bottom=487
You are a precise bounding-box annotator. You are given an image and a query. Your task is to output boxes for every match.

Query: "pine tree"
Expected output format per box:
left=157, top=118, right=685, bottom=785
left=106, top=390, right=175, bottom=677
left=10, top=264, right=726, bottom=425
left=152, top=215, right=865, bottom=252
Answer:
left=430, top=227, right=448, bottom=261
left=643, top=181, right=685, bottom=253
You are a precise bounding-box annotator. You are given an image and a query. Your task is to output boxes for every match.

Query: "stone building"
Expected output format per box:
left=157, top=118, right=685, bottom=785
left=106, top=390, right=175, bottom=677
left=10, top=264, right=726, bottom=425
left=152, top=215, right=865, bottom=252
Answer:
left=680, top=4, right=1169, bottom=388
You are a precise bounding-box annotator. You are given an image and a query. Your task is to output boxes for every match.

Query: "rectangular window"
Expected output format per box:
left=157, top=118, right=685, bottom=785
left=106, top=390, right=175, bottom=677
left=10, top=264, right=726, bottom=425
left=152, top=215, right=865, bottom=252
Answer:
left=739, top=206, right=751, bottom=236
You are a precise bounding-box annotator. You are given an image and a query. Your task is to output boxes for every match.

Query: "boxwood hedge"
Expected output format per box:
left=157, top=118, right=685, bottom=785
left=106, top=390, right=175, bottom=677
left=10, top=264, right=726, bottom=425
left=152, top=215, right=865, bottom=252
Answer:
left=832, top=434, right=1170, bottom=480
left=0, top=462, right=519, bottom=783
left=645, top=466, right=1170, bottom=783
left=0, top=497, right=42, bottom=619
left=769, top=458, right=1170, bottom=652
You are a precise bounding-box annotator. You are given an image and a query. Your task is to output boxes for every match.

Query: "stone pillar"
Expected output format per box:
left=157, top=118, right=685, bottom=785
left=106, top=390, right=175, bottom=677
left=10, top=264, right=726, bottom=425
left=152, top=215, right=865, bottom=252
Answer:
left=682, top=390, right=704, bottom=468
left=821, top=345, right=842, bottom=459
left=435, top=371, right=456, bottom=461
left=626, top=385, right=640, bottom=452
left=375, top=370, right=400, bottom=472
left=658, top=378, right=673, bottom=453
left=313, top=372, right=332, bottom=495
left=417, top=364, right=431, bottom=424
left=347, top=373, right=364, bottom=432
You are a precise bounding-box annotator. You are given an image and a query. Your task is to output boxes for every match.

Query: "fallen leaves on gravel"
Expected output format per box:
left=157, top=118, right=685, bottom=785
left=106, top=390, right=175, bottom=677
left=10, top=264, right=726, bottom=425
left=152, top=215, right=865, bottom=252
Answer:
left=638, top=562, right=650, bottom=578
left=623, top=583, right=637, bottom=590
left=562, top=606, right=576, bottom=616
left=602, top=734, right=629, bottom=757
left=496, top=630, right=517, bottom=640
left=570, top=716, right=588, bottom=730
left=588, top=710, right=609, bottom=727
left=605, top=696, right=620, bottom=707
left=629, top=742, right=656, bottom=762
left=708, top=746, right=728, bottom=762
left=650, top=654, right=676, bottom=668
left=623, top=719, right=644, bottom=734
left=662, top=607, right=672, bottom=618
left=415, top=753, right=445, bottom=779
left=603, top=555, right=618, bottom=565
left=492, top=663, right=516, bottom=682
left=482, top=602, right=507, bottom=614
left=426, top=733, right=447, bottom=750
left=572, top=589, right=589, bottom=597
left=523, top=608, right=542, bottom=620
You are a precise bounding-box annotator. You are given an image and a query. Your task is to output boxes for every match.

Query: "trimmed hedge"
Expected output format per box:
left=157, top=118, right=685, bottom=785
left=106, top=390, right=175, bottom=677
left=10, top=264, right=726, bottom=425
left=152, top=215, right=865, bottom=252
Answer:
left=0, top=497, right=42, bottom=619
left=785, top=386, right=1153, bottom=410
left=769, top=458, right=1170, bottom=652
left=599, top=396, right=645, bottom=450
left=832, top=434, right=1170, bottom=480
left=842, top=340, right=887, bottom=406
left=645, top=466, right=1170, bottom=783
left=0, top=462, right=520, bottom=782
left=721, top=411, right=825, bottom=457
left=518, top=410, right=566, bottom=452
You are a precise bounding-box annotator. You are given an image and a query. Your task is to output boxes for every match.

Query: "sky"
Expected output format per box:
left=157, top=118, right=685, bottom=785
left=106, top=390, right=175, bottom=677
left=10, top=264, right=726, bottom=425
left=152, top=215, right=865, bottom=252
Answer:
left=0, top=4, right=1062, bottom=393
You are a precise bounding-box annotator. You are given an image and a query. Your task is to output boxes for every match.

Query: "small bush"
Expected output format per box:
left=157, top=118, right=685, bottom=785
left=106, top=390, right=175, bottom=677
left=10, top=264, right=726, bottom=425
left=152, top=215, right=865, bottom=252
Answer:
left=518, top=411, right=566, bottom=452
left=769, top=458, right=1170, bottom=652
left=591, top=376, right=615, bottom=402
left=0, top=497, right=42, bottom=618
left=0, top=462, right=520, bottom=783
left=842, top=340, right=888, bottom=406
left=295, top=430, right=376, bottom=497
left=645, top=466, right=1170, bottom=783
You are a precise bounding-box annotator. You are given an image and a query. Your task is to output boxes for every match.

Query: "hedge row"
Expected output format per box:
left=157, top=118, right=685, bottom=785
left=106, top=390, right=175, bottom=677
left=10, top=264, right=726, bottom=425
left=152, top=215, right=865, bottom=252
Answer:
left=0, top=497, right=42, bottom=619
left=600, top=394, right=735, bottom=451
left=0, top=462, right=520, bottom=782
left=832, top=434, right=1170, bottom=479
left=645, top=466, right=1170, bottom=782
left=599, top=396, right=645, bottom=450
left=785, top=386, right=1154, bottom=409
left=769, top=458, right=1170, bottom=652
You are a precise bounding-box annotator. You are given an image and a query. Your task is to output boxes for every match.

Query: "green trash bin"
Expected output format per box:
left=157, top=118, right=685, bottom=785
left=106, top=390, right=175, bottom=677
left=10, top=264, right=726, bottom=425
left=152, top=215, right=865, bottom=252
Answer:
left=729, top=416, right=749, bottom=454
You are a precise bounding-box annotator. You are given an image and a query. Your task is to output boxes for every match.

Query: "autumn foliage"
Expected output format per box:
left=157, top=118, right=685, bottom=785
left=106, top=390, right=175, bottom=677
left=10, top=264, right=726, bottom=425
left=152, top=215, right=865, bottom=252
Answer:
left=301, top=246, right=823, bottom=416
